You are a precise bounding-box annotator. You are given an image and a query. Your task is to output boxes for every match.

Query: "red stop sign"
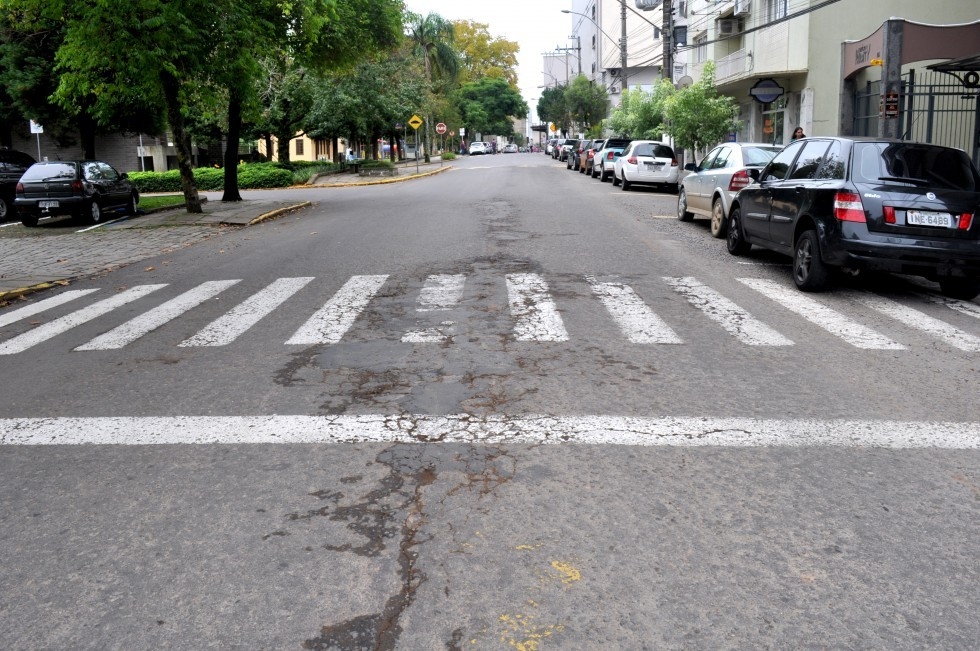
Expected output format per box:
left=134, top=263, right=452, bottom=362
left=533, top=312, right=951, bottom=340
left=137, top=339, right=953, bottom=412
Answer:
left=435, top=122, right=447, bottom=134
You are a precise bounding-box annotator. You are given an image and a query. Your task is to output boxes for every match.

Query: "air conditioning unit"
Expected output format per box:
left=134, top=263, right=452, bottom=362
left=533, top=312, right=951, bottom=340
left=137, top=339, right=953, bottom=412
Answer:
left=734, top=0, right=751, bottom=16
left=609, top=84, right=620, bottom=94
left=718, top=18, right=741, bottom=36
left=634, top=0, right=663, bottom=10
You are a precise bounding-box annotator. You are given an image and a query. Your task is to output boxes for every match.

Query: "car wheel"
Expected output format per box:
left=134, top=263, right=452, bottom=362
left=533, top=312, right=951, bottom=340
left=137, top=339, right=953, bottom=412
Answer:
left=20, top=214, right=39, bottom=227
left=677, top=189, right=694, bottom=221
left=612, top=172, right=621, bottom=187
left=87, top=198, right=103, bottom=224
left=726, top=206, right=751, bottom=256
left=793, top=229, right=831, bottom=292
left=591, top=166, right=599, bottom=179
left=601, top=169, right=610, bottom=182
left=127, top=192, right=138, bottom=216
left=938, top=277, right=980, bottom=300
left=621, top=175, right=632, bottom=191
left=0, top=196, right=8, bottom=221
left=709, top=197, right=727, bottom=238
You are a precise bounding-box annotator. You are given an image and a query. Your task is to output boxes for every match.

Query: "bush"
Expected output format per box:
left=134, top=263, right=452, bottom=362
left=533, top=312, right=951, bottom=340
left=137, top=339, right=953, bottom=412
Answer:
left=442, top=152, right=456, bottom=161
left=129, top=163, right=295, bottom=193
left=359, top=159, right=395, bottom=170
left=291, top=163, right=340, bottom=184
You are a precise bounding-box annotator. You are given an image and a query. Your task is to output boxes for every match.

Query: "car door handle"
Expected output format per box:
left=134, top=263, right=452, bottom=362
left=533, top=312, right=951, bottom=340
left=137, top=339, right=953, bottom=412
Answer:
left=795, top=186, right=805, bottom=193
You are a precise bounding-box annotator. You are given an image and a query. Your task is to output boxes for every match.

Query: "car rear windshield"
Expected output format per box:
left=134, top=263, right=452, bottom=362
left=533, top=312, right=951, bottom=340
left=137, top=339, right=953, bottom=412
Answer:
left=634, top=144, right=674, bottom=158
left=0, top=151, right=36, bottom=168
left=742, top=147, right=780, bottom=166
left=20, top=163, right=76, bottom=182
left=602, top=139, right=631, bottom=149
left=852, top=142, right=980, bottom=192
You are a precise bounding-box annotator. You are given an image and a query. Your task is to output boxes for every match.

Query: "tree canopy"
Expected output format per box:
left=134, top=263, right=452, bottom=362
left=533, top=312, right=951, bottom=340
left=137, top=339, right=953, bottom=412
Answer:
left=456, top=77, right=527, bottom=138
left=665, top=61, right=739, bottom=154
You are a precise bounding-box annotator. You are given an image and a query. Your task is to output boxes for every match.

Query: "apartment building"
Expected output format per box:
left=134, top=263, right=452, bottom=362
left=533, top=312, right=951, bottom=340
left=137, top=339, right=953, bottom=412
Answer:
left=683, top=0, right=978, bottom=153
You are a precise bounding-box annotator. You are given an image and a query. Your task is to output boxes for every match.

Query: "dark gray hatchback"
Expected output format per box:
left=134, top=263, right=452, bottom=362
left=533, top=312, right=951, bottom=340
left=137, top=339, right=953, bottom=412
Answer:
left=15, top=160, right=139, bottom=227
left=726, top=137, right=980, bottom=299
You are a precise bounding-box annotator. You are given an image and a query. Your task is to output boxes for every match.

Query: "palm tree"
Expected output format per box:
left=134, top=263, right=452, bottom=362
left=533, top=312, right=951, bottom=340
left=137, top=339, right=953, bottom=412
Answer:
left=405, top=12, right=459, bottom=157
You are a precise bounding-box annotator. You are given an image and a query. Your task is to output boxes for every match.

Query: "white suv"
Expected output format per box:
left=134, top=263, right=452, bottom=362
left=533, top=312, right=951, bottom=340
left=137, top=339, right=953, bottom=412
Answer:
left=468, top=141, right=488, bottom=155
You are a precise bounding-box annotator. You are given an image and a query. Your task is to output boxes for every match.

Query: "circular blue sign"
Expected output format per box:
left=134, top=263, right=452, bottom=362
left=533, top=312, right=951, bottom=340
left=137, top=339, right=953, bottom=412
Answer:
left=749, top=78, right=784, bottom=104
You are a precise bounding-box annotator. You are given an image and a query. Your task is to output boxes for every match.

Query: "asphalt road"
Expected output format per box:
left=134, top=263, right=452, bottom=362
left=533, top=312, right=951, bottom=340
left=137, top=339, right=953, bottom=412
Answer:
left=0, top=152, right=977, bottom=650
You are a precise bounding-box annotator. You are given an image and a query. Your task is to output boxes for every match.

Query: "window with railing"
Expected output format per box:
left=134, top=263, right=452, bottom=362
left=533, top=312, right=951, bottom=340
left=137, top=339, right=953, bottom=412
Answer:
left=694, top=33, right=708, bottom=63
left=766, top=0, right=787, bottom=22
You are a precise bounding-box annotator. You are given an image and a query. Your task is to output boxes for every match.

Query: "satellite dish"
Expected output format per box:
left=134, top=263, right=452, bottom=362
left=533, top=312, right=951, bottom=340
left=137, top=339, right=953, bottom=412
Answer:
left=677, top=75, right=694, bottom=89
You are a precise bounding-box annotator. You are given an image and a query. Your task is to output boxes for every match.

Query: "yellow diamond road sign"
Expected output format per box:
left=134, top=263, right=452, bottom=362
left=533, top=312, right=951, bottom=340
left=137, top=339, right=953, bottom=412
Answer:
left=408, top=114, right=423, bottom=130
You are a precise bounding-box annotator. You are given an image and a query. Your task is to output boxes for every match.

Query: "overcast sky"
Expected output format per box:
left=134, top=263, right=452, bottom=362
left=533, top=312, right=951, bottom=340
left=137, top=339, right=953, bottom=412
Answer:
left=403, top=0, right=570, bottom=116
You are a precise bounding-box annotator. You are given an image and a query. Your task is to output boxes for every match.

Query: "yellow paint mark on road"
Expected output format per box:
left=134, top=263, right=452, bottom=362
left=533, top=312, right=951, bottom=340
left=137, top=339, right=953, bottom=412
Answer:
left=499, top=613, right=565, bottom=651
left=550, top=561, right=582, bottom=584
left=515, top=543, right=543, bottom=551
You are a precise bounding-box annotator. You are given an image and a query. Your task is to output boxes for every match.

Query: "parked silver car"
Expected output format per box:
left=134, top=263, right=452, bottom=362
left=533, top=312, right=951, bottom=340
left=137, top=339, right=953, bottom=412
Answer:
left=677, top=142, right=781, bottom=237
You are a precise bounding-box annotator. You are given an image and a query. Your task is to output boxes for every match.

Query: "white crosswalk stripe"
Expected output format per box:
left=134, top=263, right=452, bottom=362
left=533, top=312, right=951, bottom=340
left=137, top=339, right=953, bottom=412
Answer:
left=0, top=289, right=100, bottom=328
left=738, top=278, right=905, bottom=350
left=286, top=275, right=389, bottom=345
left=845, top=291, right=980, bottom=352
left=506, top=273, right=569, bottom=342
left=77, top=280, right=240, bottom=351
left=0, top=285, right=167, bottom=355
left=588, top=276, right=682, bottom=344
left=403, top=274, right=465, bottom=343
left=181, top=277, right=314, bottom=347
left=2, top=274, right=979, bottom=353
left=664, top=276, right=793, bottom=346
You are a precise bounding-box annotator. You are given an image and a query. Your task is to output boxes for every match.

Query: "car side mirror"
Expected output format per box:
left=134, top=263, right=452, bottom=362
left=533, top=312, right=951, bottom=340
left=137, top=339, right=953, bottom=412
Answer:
left=684, top=163, right=697, bottom=172
left=120, top=172, right=128, bottom=179
left=747, top=168, right=761, bottom=182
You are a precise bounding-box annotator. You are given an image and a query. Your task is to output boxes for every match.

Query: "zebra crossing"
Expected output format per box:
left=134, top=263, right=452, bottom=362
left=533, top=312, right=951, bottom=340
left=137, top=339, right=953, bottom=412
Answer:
left=1, top=273, right=980, bottom=355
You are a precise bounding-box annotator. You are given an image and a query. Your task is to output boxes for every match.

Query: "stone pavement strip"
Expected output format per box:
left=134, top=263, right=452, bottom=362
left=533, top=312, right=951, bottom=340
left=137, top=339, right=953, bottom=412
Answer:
left=0, top=162, right=453, bottom=302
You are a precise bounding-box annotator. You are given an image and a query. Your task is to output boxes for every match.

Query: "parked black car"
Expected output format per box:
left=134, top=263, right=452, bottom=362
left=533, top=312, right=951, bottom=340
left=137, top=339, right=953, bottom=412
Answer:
left=15, top=160, right=139, bottom=226
left=567, top=139, right=592, bottom=171
left=0, top=148, right=37, bottom=222
left=726, top=137, right=980, bottom=299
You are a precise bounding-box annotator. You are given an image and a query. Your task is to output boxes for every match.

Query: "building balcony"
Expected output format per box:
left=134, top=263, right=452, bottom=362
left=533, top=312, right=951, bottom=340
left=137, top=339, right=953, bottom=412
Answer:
left=716, top=48, right=751, bottom=82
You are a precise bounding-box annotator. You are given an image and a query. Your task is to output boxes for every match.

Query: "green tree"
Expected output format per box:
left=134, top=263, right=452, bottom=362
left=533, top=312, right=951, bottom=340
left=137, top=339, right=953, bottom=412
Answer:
left=406, top=11, right=459, bottom=157
left=564, top=75, right=608, bottom=134
left=537, top=85, right=569, bottom=135
left=606, top=80, right=673, bottom=139
left=665, top=61, right=739, bottom=155
left=452, top=21, right=519, bottom=87
left=456, top=77, right=527, bottom=138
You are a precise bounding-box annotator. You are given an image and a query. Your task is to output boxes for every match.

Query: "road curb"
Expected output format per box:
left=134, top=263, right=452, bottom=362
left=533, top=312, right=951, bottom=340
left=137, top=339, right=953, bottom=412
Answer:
left=244, top=201, right=314, bottom=226
left=317, top=165, right=453, bottom=188
left=0, top=280, right=69, bottom=305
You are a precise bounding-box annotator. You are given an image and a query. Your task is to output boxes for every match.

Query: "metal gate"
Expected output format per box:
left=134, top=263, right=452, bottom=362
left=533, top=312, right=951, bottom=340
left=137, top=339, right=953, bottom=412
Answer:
left=853, top=68, right=980, bottom=166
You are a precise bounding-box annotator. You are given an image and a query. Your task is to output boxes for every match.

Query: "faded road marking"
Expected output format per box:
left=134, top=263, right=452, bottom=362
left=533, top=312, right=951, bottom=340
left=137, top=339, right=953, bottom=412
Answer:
left=287, top=275, right=388, bottom=345
left=506, top=273, right=569, bottom=342
left=588, top=276, right=682, bottom=344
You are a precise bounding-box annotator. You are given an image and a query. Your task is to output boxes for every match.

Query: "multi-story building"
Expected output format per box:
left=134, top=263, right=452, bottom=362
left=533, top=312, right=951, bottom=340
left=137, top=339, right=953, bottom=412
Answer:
left=683, top=0, right=979, bottom=156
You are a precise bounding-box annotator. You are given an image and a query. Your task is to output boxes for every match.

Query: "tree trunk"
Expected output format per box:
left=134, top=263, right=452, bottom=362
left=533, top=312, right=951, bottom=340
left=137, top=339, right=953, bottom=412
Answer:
left=78, top=114, right=97, bottom=160
left=264, top=134, right=273, bottom=161
left=161, top=71, right=202, bottom=213
left=222, top=90, right=243, bottom=202
left=276, top=126, right=291, bottom=165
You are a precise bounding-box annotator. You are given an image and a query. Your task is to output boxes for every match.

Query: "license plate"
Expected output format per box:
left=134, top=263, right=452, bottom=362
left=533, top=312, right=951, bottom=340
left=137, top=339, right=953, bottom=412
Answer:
left=38, top=201, right=59, bottom=209
left=907, top=210, right=952, bottom=228
left=644, top=162, right=664, bottom=170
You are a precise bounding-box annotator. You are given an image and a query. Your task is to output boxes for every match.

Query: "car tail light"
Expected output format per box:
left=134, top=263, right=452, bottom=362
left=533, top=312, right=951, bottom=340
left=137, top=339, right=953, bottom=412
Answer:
left=627, top=156, right=637, bottom=165
left=71, top=180, right=84, bottom=194
left=834, top=191, right=866, bottom=222
left=15, top=182, right=24, bottom=195
left=883, top=206, right=896, bottom=224
left=606, top=152, right=614, bottom=160
left=671, top=158, right=678, bottom=167
left=958, top=213, right=974, bottom=230
left=728, top=170, right=751, bottom=191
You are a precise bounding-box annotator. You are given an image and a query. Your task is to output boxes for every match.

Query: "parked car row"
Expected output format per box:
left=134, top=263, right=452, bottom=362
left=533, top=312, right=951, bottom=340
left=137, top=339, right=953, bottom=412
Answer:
left=548, top=136, right=681, bottom=194
left=677, top=136, right=980, bottom=299
left=0, top=149, right=140, bottom=227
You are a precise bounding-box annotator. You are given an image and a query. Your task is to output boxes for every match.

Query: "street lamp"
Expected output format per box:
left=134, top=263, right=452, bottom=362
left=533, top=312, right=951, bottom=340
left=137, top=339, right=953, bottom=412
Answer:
left=562, top=8, right=627, bottom=90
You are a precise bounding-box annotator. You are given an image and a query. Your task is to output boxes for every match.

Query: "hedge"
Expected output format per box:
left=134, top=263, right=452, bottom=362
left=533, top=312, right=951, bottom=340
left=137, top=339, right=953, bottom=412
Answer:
left=130, top=163, right=295, bottom=193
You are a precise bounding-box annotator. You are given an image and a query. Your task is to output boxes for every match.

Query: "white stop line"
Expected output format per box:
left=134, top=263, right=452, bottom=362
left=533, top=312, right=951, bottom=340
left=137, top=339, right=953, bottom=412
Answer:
left=0, top=416, right=977, bottom=449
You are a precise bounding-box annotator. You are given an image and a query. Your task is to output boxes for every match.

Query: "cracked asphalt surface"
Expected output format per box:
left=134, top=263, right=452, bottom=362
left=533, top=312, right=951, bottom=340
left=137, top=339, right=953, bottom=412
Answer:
left=0, top=154, right=977, bottom=649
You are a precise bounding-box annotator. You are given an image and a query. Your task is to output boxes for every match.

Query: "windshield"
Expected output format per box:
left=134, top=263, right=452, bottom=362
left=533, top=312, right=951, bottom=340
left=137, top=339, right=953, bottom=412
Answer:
left=853, top=142, right=980, bottom=191
left=742, top=147, right=780, bottom=166
left=20, top=163, right=76, bottom=182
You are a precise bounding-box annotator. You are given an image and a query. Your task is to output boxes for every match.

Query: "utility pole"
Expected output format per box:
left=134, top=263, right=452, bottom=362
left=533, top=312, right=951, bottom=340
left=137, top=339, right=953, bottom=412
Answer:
left=662, top=0, right=673, bottom=85
left=620, top=0, right=629, bottom=92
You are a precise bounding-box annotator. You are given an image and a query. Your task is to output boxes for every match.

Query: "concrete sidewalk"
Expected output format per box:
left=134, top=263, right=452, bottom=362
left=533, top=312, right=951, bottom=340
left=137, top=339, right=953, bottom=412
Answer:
left=0, top=161, right=452, bottom=301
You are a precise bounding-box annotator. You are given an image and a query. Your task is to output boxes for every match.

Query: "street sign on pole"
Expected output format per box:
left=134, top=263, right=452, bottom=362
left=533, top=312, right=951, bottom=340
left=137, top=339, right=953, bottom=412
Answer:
left=29, top=120, right=43, bottom=159
left=435, top=122, right=447, bottom=134
left=408, top=114, right=423, bottom=130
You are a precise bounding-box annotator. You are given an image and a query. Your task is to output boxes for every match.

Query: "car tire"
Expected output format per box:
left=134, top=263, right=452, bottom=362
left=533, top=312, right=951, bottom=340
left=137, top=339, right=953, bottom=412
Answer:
left=601, top=169, right=610, bottom=182
left=127, top=192, right=138, bottom=216
left=87, top=198, right=103, bottom=224
left=677, top=188, right=694, bottom=221
left=591, top=166, right=599, bottom=179
left=20, top=214, right=38, bottom=227
left=938, top=277, right=980, bottom=300
left=793, top=229, right=831, bottom=292
left=621, top=175, right=632, bottom=191
left=726, top=206, right=751, bottom=256
left=612, top=173, right=621, bottom=187
left=0, top=196, right=8, bottom=221
left=709, top=197, right=727, bottom=238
